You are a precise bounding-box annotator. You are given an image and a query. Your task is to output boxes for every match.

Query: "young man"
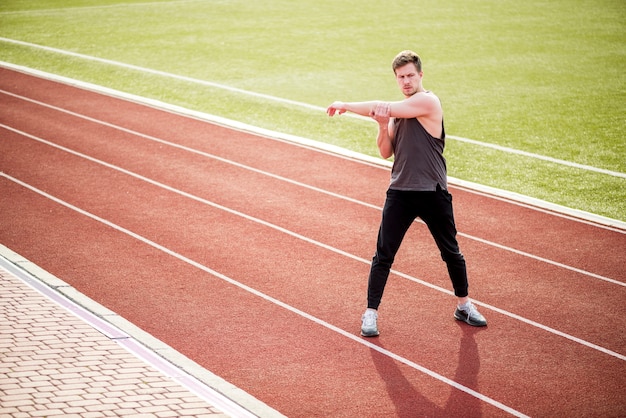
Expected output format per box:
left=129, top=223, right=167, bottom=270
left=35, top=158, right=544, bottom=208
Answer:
left=327, top=50, right=487, bottom=337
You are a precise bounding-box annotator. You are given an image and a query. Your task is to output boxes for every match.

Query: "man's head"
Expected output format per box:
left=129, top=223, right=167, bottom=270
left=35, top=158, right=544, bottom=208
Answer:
left=392, top=50, right=422, bottom=74
left=392, top=50, right=424, bottom=97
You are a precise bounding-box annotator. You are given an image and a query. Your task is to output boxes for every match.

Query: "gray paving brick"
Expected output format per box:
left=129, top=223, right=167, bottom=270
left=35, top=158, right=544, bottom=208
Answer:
left=0, top=268, right=234, bottom=418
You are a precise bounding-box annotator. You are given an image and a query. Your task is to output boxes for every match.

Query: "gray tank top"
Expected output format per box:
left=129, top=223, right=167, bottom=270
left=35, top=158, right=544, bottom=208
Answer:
left=389, top=117, right=447, bottom=191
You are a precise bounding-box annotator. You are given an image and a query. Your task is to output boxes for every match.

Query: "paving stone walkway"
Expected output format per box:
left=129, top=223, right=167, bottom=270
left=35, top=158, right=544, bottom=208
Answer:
left=0, top=249, right=284, bottom=418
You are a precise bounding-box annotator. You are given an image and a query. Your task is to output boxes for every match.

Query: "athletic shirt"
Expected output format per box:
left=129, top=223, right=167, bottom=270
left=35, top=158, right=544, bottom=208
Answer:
left=389, top=117, right=447, bottom=191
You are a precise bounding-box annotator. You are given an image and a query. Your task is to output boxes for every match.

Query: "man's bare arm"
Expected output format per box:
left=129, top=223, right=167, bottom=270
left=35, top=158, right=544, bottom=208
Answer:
left=326, top=100, right=380, bottom=117
left=327, top=93, right=439, bottom=119
left=371, top=102, right=394, bottom=159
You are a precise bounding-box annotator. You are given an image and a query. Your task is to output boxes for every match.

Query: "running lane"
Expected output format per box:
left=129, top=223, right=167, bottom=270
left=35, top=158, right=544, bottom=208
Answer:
left=1, top=67, right=624, bottom=417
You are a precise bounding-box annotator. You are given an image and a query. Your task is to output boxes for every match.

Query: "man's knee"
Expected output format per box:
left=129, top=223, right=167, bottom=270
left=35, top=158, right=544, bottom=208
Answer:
left=441, top=250, right=465, bottom=264
left=372, top=253, right=394, bottom=269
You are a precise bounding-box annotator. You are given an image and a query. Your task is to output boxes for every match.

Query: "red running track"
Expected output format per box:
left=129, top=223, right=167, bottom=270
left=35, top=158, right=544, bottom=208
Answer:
left=1, top=66, right=625, bottom=417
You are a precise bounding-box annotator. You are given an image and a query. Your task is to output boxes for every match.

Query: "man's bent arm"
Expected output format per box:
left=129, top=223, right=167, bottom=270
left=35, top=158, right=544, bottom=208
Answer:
left=376, top=121, right=394, bottom=159
left=371, top=102, right=394, bottom=159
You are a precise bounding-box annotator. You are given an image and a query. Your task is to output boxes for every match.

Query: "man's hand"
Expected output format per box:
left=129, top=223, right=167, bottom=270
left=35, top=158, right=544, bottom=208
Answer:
left=326, top=101, right=346, bottom=117
left=370, top=101, right=390, bottom=125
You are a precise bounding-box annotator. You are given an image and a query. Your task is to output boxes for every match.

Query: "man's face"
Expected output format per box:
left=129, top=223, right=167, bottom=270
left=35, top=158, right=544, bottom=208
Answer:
left=395, top=63, right=422, bottom=97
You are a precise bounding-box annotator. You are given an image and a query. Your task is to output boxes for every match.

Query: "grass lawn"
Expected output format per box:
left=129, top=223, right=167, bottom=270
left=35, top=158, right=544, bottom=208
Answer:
left=1, top=0, right=624, bottom=220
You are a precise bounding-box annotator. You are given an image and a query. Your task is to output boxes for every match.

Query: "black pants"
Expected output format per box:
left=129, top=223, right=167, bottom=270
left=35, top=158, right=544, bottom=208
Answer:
left=367, top=186, right=468, bottom=309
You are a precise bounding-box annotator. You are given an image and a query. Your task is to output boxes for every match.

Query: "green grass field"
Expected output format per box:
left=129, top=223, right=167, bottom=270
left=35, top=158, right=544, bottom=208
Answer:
left=1, top=0, right=624, bottom=221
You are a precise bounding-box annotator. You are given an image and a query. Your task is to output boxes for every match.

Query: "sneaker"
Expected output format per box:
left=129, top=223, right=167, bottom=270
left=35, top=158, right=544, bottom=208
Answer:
left=361, top=309, right=379, bottom=337
left=454, top=302, right=487, bottom=327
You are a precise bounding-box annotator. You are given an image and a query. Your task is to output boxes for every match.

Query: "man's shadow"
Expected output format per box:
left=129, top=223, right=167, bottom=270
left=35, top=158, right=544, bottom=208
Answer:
left=370, top=323, right=485, bottom=417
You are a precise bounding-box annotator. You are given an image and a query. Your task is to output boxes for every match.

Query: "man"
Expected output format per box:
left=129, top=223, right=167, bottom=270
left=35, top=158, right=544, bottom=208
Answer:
left=327, top=50, right=487, bottom=337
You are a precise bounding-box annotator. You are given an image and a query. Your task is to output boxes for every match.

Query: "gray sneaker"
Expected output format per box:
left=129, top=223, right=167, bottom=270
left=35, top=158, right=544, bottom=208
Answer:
left=454, top=302, right=487, bottom=327
left=361, top=310, right=379, bottom=337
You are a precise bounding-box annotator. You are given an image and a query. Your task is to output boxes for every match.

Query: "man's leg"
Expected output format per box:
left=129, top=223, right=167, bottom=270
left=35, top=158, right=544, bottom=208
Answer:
left=362, top=190, right=416, bottom=336
left=367, top=190, right=416, bottom=310
left=421, top=187, right=487, bottom=326
left=421, top=186, right=468, bottom=297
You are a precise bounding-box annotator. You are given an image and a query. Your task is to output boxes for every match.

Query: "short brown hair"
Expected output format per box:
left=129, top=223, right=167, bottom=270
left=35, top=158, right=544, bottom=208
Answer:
left=392, top=50, right=422, bottom=73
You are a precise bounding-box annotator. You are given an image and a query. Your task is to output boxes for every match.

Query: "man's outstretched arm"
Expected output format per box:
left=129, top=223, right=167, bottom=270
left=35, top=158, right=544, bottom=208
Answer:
left=326, top=100, right=383, bottom=117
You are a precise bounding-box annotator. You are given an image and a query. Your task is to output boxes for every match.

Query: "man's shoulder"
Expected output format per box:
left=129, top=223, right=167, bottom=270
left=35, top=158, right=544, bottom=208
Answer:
left=407, top=90, right=441, bottom=107
left=421, top=90, right=441, bottom=104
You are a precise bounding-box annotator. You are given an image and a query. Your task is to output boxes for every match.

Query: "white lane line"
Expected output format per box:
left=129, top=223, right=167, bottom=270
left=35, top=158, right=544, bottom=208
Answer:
left=2, top=91, right=624, bottom=288
left=0, top=38, right=624, bottom=180
left=0, top=172, right=529, bottom=418
left=459, top=233, right=625, bottom=287
left=1, top=124, right=625, bottom=363
left=0, top=39, right=321, bottom=111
